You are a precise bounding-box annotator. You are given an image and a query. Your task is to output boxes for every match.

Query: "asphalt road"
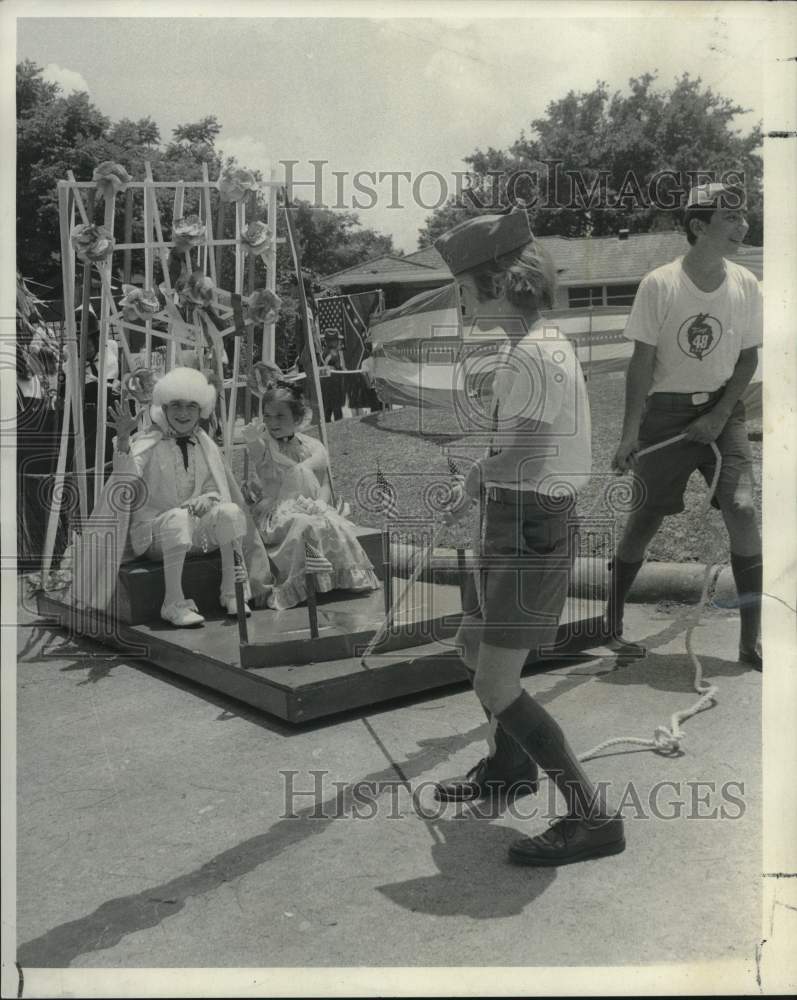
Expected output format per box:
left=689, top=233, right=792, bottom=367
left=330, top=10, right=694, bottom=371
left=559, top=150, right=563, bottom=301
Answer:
left=14, top=597, right=768, bottom=990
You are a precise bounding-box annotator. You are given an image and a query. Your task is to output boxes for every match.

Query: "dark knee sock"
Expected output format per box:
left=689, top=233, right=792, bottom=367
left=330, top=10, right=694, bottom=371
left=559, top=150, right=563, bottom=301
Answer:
left=730, top=552, right=762, bottom=652
left=605, top=558, right=644, bottom=636
left=496, top=690, right=600, bottom=818
left=465, top=667, right=531, bottom=772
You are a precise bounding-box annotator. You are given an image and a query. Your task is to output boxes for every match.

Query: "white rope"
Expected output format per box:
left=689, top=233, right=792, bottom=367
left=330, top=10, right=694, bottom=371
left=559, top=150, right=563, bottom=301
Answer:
left=578, top=439, right=724, bottom=761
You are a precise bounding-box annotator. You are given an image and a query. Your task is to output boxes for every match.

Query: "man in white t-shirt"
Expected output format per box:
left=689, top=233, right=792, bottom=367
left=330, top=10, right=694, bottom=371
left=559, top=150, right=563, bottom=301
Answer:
left=607, top=183, right=762, bottom=669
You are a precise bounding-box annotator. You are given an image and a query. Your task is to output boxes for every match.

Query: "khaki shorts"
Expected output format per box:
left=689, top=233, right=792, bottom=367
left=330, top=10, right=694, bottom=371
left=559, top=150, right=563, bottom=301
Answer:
left=633, top=395, right=755, bottom=516
left=460, top=489, right=576, bottom=651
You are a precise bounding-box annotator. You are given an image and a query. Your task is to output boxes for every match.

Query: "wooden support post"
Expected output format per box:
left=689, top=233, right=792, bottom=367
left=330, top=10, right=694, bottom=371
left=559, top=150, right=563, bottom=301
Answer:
left=383, top=528, right=393, bottom=618
left=93, top=192, right=116, bottom=505
left=233, top=549, right=249, bottom=645
left=231, top=292, right=252, bottom=480
left=41, top=184, right=78, bottom=581
left=201, top=163, right=218, bottom=286
left=225, top=200, right=245, bottom=456
left=123, top=188, right=133, bottom=284
left=263, top=170, right=278, bottom=364
left=143, top=166, right=155, bottom=368
left=305, top=570, right=320, bottom=639
left=65, top=174, right=91, bottom=522
left=457, top=546, right=468, bottom=605
left=215, top=197, right=227, bottom=291
left=282, top=193, right=336, bottom=502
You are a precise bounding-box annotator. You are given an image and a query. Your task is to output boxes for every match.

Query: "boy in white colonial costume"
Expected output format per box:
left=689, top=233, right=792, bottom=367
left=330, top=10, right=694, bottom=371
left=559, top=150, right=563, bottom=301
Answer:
left=74, top=366, right=272, bottom=627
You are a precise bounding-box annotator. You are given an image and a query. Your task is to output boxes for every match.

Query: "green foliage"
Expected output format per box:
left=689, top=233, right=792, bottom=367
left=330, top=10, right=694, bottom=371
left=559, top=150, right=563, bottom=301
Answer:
left=16, top=60, right=394, bottom=368
left=418, top=73, right=762, bottom=247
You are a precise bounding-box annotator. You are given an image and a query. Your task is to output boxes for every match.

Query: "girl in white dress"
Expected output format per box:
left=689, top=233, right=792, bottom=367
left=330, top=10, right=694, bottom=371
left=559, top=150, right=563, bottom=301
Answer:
left=241, top=385, right=379, bottom=610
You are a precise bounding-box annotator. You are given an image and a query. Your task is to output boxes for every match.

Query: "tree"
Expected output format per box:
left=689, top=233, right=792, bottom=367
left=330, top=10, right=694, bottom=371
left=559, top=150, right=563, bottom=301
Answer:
left=418, top=73, right=763, bottom=246
left=278, top=200, right=394, bottom=277
left=16, top=64, right=229, bottom=290
left=172, top=115, right=222, bottom=147
left=16, top=62, right=396, bottom=369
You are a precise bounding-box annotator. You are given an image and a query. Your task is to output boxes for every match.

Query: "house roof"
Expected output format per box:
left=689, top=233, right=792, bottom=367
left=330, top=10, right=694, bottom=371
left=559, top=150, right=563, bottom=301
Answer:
left=321, top=252, right=452, bottom=287
left=321, top=233, right=763, bottom=287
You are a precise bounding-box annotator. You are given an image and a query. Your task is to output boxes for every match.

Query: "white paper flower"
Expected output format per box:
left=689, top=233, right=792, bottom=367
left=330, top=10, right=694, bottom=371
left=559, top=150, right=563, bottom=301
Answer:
left=172, top=214, right=206, bottom=251
left=92, top=161, right=131, bottom=200
left=70, top=224, right=115, bottom=263
left=240, top=220, right=273, bottom=257
left=218, top=167, right=258, bottom=203
left=119, top=285, right=164, bottom=322
left=177, top=270, right=216, bottom=309
left=246, top=288, right=281, bottom=325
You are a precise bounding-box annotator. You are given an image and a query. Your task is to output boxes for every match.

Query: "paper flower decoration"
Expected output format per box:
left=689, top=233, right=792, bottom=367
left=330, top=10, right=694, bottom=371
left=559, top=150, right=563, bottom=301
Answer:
left=92, top=161, right=131, bottom=200
left=119, top=285, right=165, bottom=322
left=172, top=214, right=206, bottom=251
left=240, top=220, right=273, bottom=257
left=247, top=360, right=282, bottom=397
left=246, top=288, right=281, bottom=325
left=70, top=224, right=115, bottom=263
left=123, top=367, right=157, bottom=404
left=177, top=270, right=216, bottom=309
left=218, top=167, right=258, bottom=203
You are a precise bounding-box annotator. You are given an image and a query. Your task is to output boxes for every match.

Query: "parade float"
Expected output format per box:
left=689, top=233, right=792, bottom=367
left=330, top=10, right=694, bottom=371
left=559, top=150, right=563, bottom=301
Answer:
left=30, top=163, right=604, bottom=723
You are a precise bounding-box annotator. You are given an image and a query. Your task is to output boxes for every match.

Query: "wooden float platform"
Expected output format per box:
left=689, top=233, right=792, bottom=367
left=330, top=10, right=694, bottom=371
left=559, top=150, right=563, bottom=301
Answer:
left=35, top=579, right=604, bottom=723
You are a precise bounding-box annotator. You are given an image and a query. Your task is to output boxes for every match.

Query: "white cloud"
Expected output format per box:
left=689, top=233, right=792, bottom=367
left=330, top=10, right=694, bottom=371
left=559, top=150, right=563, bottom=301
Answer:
left=41, top=63, right=90, bottom=96
left=218, top=136, right=273, bottom=177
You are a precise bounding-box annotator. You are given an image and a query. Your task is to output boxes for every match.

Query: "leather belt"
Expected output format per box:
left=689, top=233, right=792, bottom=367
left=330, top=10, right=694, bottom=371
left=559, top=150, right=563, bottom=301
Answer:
left=485, top=485, right=560, bottom=506
left=651, top=388, right=723, bottom=406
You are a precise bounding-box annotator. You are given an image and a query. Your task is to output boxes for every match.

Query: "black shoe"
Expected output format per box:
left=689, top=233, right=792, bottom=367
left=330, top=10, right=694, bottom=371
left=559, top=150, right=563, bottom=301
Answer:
left=599, top=621, right=646, bottom=659
left=434, top=755, right=539, bottom=803
left=739, top=644, right=762, bottom=671
left=508, top=814, right=626, bottom=867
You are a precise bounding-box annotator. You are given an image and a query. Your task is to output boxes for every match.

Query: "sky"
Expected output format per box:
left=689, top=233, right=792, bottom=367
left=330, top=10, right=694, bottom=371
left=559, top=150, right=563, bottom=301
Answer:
left=15, top=5, right=770, bottom=255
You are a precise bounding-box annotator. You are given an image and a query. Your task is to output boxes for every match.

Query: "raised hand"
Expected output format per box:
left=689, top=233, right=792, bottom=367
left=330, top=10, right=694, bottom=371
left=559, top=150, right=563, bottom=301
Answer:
left=107, top=398, right=139, bottom=446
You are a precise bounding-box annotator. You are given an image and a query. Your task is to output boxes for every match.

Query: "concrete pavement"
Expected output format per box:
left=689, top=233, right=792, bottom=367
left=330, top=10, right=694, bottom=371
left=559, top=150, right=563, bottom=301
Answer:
left=15, top=595, right=764, bottom=980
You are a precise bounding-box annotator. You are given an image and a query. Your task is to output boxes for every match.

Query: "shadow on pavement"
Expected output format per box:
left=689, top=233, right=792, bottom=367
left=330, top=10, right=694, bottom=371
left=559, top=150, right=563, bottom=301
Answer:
left=16, top=720, right=496, bottom=967
left=596, top=651, right=749, bottom=694
left=377, top=815, right=556, bottom=918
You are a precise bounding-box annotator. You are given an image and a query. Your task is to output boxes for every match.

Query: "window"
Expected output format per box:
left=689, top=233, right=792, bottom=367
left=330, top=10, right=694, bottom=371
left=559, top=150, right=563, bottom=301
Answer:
left=568, top=285, right=603, bottom=307
left=606, top=283, right=639, bottom=306
left=568, top=283, right=640, bottom=308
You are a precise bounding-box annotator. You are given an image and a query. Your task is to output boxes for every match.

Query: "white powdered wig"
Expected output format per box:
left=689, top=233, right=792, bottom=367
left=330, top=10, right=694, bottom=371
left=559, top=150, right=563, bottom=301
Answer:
left=150, top=366, right=217, bottom=429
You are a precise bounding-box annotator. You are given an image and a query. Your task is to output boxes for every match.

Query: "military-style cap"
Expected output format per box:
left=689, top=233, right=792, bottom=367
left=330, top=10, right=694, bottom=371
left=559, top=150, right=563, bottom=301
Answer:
left=434, top=210, right=534, bottom=275
left=686, top=182, right=744, bottom=209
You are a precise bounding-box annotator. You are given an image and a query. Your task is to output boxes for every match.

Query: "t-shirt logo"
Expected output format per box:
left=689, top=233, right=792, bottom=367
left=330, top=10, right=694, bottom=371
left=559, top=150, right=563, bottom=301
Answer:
left=677, top=313, right=722, bottom=360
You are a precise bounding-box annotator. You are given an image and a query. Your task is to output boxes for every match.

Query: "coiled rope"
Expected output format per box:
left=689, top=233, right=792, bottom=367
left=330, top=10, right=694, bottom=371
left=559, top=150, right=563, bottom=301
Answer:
left=578, top=434, right=723, bottom=760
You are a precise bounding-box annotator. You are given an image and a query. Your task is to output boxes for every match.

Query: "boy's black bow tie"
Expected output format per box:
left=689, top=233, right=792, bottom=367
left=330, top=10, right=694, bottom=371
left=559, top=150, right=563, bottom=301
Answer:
left=174, top=435, right=196, bottom=470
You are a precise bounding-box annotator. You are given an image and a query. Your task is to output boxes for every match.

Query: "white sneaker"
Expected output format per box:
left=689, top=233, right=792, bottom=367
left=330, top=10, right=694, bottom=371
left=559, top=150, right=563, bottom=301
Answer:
left=161, top=599, right=205, bottom=628
left=221, top=595, right=251, bottom=617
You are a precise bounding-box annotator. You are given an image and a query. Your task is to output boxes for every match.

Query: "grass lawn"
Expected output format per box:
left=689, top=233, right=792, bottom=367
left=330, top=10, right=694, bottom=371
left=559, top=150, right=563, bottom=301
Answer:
left=314, top=374, right=761, bottom=563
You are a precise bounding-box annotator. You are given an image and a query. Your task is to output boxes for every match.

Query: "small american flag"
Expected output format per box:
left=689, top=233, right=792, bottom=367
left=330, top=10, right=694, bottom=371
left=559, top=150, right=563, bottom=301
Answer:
left=447, top=456, right=462, bottom=479
left=376, top=464, right=399, bottom=520
left=304, top=541, right=333, bottom=575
